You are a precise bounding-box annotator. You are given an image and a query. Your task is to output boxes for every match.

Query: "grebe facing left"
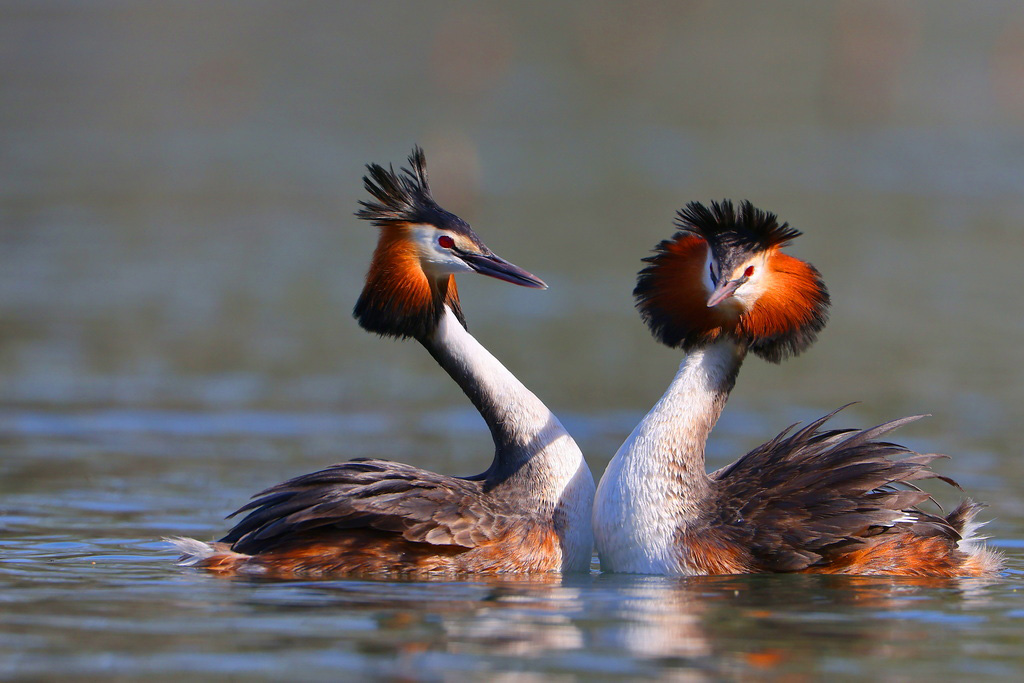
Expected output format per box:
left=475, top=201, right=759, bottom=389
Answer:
left=170, top=147, right=595, bottom=577
left=594, top=200, right=1001, bottom=577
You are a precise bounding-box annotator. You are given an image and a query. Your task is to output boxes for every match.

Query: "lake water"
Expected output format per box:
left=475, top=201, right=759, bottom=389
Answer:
left=3, top=2, right=1024, bottom=680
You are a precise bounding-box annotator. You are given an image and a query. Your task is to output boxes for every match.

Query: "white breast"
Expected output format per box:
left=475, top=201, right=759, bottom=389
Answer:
left=594, top=423, right=686, bottom=574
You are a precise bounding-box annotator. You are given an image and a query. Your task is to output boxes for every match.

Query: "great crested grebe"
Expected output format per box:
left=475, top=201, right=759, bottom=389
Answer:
left=170, top=147, right=595, bottom=577
left=594, top=200, right=1001, bottom=577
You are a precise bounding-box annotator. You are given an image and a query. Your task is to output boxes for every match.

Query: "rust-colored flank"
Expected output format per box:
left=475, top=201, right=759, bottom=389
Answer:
left=677, top=514, right=1000, bottom=578
left=194, top=525, right=563, bottom=579
left=801, top=533, right=985, bottom=577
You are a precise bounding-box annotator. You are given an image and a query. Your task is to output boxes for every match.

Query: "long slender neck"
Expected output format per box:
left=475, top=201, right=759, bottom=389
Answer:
left=630, top=339, right=744, bottom=498
left=418, top=306, right=579, bottom=487
left=593, top=337, right=746, bottom=573
left=419, top=305, right=595, bottom=571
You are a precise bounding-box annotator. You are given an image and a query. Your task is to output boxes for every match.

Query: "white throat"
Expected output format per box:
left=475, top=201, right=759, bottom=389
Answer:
left=594, top=339, right=742, bottom=574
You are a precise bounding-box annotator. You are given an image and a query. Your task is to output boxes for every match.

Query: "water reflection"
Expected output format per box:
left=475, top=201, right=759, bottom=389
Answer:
left=3, top=523, right=1022, bottom=680
left=4, top=0, right=1024, bottom=679
left=589, top=572, right=1018, bottom=677
left=163, top=568, right=1013, bottom=680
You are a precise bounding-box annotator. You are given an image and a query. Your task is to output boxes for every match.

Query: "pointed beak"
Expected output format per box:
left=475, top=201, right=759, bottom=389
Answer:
left=706, top=278, right=743, bottom=307
left=458, top=251, right=548, bottom=289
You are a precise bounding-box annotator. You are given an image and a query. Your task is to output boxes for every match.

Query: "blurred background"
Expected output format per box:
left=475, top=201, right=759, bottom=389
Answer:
left=2, top=0, right=1024, bottom=522
left=4, top=2, right=1024, bottom=679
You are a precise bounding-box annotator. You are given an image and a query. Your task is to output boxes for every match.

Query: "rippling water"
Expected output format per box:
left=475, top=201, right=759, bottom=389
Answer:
left=4, top=408, right=1023, bottom=680
left=4, top=2, right=1024, bottom=679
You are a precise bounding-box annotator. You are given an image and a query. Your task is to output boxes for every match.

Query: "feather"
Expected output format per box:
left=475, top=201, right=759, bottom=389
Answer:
left=701, top=410, right=984, bottom=573
left=635, top=200, right=829, bottom=360
left=219, top=459, right=517, bottom=557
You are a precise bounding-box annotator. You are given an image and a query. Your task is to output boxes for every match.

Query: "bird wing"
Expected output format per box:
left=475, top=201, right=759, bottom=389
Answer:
left=220, top=458, right=513, bottom=555
left=702, top=408, right=962, bottom=572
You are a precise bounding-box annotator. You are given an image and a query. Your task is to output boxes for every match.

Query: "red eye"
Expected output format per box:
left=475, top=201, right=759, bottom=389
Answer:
left=438, top=235, right=455, bottom=249
left=744, top=265, right=755, bottom=278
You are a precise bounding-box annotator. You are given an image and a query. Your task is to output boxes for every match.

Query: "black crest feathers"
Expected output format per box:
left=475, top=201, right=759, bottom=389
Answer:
left=356, top=146, right=470, bottom=234
left=676, top=200, right=800, bottom=257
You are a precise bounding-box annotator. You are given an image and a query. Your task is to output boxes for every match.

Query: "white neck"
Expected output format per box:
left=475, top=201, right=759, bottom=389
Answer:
left=594, top=339, right=744, bottom=574
left=422, top=307, right=595, bottom=571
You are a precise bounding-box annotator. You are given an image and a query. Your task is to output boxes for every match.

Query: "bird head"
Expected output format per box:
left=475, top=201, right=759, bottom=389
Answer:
left=354, top=147, right=545, bottom=340
left=634, top=200, right=829, bottom=362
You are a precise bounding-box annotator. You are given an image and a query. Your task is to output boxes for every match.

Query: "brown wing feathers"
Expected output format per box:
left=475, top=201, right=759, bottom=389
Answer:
left=222, top=459, right=507, bottom=555
left=707, top=409, right=968, bottom=572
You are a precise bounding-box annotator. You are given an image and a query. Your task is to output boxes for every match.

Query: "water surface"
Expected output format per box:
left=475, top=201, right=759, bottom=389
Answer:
left=3, top=2, right=1024, bottom=679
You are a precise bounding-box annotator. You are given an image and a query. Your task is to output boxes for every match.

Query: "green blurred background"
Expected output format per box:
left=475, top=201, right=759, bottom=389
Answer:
left=4, top=3, right=1024, bottom=679
left=2, top=0, right=1023, bottom=479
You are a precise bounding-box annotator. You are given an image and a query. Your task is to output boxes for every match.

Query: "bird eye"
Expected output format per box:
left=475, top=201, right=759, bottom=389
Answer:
left=743, top=265, right=755, bottom=278
left=438, top=235, right=455, bottom=249
left=709, top=263, right=716, bottom=282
